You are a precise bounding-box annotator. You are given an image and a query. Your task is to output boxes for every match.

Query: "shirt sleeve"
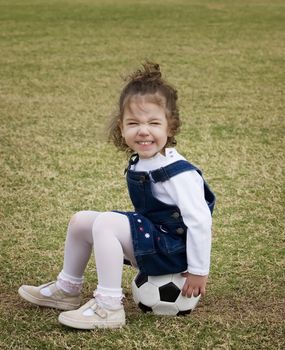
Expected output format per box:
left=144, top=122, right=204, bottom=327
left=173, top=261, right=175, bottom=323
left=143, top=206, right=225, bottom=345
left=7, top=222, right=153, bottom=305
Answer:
left=161, top=170, right=212, bottom=275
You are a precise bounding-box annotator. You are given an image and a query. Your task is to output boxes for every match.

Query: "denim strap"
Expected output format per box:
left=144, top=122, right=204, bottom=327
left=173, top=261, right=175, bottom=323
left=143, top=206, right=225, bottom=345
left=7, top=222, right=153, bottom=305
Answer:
left=150, top=160, right=198, bottom=183
left=150, top=160, right=216, bottom=214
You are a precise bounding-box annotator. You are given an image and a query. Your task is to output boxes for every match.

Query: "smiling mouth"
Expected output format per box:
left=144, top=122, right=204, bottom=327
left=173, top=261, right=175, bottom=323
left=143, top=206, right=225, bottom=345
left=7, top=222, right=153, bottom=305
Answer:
left=136, top=141, right=153, bottom=145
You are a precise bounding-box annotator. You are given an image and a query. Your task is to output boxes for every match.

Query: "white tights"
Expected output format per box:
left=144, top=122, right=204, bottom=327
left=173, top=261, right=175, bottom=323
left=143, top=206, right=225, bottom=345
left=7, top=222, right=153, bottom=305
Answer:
left=56, top=211, right=137, bottom=300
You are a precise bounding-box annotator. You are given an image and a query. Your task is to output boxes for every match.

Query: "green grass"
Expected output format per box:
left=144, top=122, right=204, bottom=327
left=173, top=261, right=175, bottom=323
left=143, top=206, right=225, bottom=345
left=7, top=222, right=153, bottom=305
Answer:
left=0, top=0, right=284, bottom=349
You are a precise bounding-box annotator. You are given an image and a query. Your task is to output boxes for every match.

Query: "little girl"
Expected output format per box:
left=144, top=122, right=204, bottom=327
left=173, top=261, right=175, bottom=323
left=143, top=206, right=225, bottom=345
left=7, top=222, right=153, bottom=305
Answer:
left=19, top=62, right=215, bottom=329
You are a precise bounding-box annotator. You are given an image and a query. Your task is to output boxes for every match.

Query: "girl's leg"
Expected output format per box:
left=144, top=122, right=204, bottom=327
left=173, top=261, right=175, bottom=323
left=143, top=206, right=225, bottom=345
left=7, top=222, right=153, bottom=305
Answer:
left=55, top=210, right=100, bottom=293
left=57, top=212, right=134, bottom=328
left=19, top=210, right=101, bottom=309
left=92, top=212, right=136, bottom=305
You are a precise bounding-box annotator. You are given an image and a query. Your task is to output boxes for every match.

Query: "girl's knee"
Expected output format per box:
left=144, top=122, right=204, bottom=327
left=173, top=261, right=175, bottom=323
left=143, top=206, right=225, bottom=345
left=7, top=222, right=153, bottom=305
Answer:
left=92, top=212, right=110, bottom=232
left=69, top=213, right=78, bottom=225
left=69, top=211, right=87, bottom=227
left=92, top=212, right=128, bottom=235
left=68, top=210, right=100, bottom=236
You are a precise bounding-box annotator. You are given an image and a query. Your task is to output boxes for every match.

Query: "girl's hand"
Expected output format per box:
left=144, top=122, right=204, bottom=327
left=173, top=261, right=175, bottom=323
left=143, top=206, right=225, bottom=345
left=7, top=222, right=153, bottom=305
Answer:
left=181, top=272, right=208, bottom=297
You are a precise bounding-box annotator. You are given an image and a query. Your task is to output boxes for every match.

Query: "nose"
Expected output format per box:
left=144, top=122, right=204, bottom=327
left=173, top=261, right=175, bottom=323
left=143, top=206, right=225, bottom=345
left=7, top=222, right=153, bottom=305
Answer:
left=137, top=124, right=150, bottom=135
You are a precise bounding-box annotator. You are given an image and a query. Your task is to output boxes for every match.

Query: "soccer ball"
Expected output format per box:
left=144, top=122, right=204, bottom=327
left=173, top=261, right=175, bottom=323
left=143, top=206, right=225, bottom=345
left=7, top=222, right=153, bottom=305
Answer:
left=131, top=271, right=201, bottom=316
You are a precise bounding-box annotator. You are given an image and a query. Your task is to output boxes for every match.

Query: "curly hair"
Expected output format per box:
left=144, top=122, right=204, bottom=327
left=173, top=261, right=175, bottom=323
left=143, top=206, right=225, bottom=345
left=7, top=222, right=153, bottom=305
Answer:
left=108, top=61, right=181, bottom=154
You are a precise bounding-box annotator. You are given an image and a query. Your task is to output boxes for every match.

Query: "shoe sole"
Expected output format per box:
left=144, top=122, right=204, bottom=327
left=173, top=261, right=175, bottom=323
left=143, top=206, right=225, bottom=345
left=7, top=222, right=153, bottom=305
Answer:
left=58, top=314, right=126, bottom=329
left=18, top=287, right=80, bottom=311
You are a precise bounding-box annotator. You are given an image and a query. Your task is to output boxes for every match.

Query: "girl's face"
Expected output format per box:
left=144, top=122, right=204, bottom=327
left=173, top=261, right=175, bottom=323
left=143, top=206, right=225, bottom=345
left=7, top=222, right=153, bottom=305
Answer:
left=120, top=95, right=171, bottom=159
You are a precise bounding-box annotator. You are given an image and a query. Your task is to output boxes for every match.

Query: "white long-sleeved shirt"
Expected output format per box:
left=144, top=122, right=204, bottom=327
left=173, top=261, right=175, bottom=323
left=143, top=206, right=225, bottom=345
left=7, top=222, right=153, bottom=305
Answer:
left=130, top=148, right=212, bottom=276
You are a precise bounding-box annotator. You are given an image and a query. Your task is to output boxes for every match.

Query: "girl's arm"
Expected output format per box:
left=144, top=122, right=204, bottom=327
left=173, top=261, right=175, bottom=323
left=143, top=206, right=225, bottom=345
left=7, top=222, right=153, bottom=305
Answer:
left=162, top=170, right=212, bottom=295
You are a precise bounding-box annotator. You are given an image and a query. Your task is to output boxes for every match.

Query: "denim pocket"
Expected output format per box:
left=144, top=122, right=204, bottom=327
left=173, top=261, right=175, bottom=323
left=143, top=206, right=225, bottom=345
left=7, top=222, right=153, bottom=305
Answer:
left=158, top=230, right=186, bottom=254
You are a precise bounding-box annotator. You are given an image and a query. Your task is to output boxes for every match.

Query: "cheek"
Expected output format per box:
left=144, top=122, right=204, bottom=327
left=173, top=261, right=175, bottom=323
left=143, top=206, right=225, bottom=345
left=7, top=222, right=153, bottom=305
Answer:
left=121, top=128, right=133, bottom=141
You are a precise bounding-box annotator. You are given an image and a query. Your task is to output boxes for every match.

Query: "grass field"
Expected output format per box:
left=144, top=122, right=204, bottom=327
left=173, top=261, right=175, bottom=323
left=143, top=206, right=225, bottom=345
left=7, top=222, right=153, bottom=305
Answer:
left=0, top=0, right=284, bottom=349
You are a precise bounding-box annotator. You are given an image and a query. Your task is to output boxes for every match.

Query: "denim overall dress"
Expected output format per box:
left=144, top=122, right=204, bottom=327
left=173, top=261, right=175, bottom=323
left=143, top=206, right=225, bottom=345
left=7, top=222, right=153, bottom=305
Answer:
left=119, top=155, right=215, bottom=276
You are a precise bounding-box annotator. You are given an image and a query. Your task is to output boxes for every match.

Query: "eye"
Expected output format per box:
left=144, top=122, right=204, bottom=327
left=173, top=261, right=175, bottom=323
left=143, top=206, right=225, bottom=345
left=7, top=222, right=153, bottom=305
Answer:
left=150, top=122, right=161, bottom=126
left=126, top=121, right=138, bottom=126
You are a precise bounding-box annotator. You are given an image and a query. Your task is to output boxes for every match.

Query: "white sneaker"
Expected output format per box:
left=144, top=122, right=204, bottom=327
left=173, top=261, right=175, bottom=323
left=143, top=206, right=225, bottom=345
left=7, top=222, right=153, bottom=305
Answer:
left=18, top=281, right=80, bottom=311
left=58, top=298, right=126, bottom=329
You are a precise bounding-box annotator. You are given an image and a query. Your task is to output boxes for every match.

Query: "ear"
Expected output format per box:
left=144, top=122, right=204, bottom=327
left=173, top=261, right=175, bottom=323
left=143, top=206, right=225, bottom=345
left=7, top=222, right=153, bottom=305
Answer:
left=167, top=126, right=173, bottom=138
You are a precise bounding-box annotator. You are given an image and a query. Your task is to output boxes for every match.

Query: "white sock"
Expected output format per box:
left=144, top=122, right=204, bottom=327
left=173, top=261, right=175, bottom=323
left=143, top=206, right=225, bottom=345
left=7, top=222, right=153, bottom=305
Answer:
left=40, top=282, right=82, bottom=297
left=93, top=287, right=123, bottom=310
left=55, top=279, right=82, bottom=296
left=95, top=294, right=123, bottom=310
left=40, top=272, right=83, bottom=296
left=56, top=271, right=83, bottom=295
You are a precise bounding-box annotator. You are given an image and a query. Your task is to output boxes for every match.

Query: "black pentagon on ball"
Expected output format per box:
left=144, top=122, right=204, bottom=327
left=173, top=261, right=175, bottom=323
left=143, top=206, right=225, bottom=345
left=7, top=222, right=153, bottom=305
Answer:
left=159, top=282, right=181, bottom=302
left=138, top=302, right=153, bottom=313
left=134, top=272, right=148, bottom=288
left=177, top=309, right=192, bottom=316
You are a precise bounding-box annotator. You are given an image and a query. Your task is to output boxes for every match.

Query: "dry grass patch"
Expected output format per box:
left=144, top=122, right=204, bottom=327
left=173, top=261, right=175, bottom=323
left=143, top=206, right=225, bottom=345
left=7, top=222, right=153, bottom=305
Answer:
left=1, top=0, right=284, bottom=349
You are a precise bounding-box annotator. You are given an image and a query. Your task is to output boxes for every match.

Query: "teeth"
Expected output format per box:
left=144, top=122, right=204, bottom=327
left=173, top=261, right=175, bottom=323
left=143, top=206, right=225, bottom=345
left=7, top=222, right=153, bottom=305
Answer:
left=138, top=141, right=152, bottom=145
